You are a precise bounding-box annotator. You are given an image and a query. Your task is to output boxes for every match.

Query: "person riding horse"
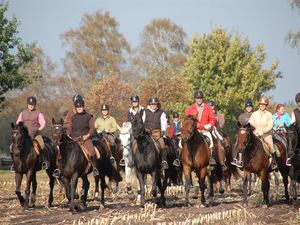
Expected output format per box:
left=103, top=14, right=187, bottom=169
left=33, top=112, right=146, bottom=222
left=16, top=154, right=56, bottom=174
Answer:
left=123, top=95, right=144, bottom=167
left=171, top=112, right=181, bottom=167
left=13, top=96, right=48, bottom=170
left=142, top=96, right=169, bottom=170
left=232, top=100, right=254, bottom=167
left=289, top=92, right=300, bottom=165
left=94, top=104, right=119, bottom=165
left=249, top=96, right=278, bottom=170
left=185, top=91, right=224, bottom=169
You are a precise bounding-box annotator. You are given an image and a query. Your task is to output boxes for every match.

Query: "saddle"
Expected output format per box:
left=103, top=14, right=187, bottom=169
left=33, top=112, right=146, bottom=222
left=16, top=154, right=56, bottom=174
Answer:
left=258, top=138, right=281, bottom=157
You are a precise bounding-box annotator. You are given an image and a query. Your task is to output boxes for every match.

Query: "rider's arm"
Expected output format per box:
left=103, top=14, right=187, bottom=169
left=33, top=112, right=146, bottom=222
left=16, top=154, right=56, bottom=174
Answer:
left=160, top=112, right=167, bottom=133
left=285, top=113, right=291, bottom=127
left=207, top=106, right=216, bottom=127
left=88, top=116, right=95, bottom=136
left=110, top=117, right=118, bottom=133
left=262, top=113, right=274, bottom=134
left=16, top=112, right=23, bottom=124
left=38, top=113, right=46, bottom=131
left=291, top=111, right=296, bottom=124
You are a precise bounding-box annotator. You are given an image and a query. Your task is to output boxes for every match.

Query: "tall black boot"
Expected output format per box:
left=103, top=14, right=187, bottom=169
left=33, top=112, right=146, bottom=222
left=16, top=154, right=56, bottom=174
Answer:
left=110, top=145, right=116, bottom=168
left=209, top=148, right=216, bottom=166
left=92, top=156, right=99, bottom=177
left=271, top=152, right=278, bottom=170
left=160, top=148, right=169, bottom=170
left=173, top=148, right=181, bottom=167
left=41, top=149, right=49, bottom=170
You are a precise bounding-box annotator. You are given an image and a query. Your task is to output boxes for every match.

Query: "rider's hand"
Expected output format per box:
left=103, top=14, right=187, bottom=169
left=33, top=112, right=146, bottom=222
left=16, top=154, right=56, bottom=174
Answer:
left=258, top=130, right=263, bottom=136
left=204, top=124, right=212, bottom=130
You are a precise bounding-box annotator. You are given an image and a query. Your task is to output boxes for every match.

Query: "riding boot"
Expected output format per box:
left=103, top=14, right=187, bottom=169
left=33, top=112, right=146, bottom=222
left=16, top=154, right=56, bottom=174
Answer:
left=173, top=149, right=181, bottom=167
left=286, top=149, right=294, bottom=167
left=92, top=156, right=99, bottom=177
left=110, top=145, right=116, bottom=168
left=41, top=149, right=49, bottom=170
left=52, top=168, right=61, bottom=178
left=271, top=152, right=278, bottom=170
left=209, top=148, right=216, bottom=166
left=160, top=148, right=169, bottom=170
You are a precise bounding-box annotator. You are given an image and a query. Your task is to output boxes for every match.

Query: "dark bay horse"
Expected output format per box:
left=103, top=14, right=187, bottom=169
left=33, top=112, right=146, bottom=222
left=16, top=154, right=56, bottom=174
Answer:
left=236, top=122, right=289, bottom=206
left=131, top=111, right=166, bottom=207
left=10, top=122, right=56, bottom=209
left=181, top=116, right=214, bottom=207
left=286, top=123, right=300, bottom=201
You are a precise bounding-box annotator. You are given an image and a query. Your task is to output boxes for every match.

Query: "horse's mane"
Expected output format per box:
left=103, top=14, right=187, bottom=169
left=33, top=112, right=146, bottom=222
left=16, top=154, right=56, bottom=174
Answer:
left=16, top=122, right=30, bottom=138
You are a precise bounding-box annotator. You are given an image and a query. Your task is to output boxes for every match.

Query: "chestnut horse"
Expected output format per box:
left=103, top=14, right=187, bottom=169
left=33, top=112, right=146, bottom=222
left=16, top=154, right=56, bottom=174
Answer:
left=181, top=115, right=214, bottom=206
left=236, top=122, right=289, bottom=206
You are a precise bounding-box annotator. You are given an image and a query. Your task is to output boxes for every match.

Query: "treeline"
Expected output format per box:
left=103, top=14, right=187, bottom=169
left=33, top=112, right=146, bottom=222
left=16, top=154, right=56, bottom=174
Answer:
left=0, top=6, right=289, bottom=154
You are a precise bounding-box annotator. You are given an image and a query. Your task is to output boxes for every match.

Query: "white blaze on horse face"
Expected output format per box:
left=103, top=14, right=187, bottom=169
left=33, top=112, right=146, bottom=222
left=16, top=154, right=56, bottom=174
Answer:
left=240, top=130, right=246, bottom=135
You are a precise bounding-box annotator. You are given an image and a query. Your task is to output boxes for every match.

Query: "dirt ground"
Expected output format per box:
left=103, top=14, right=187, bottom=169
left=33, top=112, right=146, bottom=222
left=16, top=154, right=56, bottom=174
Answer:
left=1, top=169, right=300, bottom=225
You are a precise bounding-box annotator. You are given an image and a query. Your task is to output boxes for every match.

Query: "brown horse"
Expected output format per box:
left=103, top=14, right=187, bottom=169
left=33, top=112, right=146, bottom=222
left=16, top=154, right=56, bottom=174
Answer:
left=181, top=115, right=214, bottom=206
left=236, top=122, right=289, bottom=206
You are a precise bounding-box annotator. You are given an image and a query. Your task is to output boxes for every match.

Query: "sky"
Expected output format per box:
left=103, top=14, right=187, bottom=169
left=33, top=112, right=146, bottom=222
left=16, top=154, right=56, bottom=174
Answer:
left=5, top=0, right=300, bottom=103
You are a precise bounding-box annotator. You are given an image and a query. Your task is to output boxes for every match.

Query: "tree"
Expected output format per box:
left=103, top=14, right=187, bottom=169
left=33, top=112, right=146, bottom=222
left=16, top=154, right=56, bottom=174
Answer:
left=132, top=18, right=187, bottom=78
left=182, top=28, right=282, bottom=135
left=0, top=4, right=40, bottom=110
left=287, top=0, right=300, bottom=51
left=61, top=11, right=130, bottom=81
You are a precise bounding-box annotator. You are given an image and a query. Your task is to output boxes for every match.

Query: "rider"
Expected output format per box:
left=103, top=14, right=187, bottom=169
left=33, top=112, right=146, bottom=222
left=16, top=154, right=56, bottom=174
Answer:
left=15, top=96, right=48, bottom=170
left=69, top=97, right=99, bottom=176
left=94, top=104, right=119, bottom=165
left=127, top=95, right=144, bottom=123
left=289, top=93, right=300, bottom=165
left=172, top=112, right=181, bottom=167
left=142, top=96, right=169, bottom=170
left=273, top=104, right=291, bottom=131
left=63, top=95, right=84, bottom=131
left=185, top=91, right=218, bottom=167
left=232, top=100, right=254, bottom=167
left=249, top=96, right=278, bottom=170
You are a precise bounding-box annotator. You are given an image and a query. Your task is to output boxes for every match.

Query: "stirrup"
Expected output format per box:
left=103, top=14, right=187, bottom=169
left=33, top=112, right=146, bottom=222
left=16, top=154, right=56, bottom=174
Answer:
left=173, top=159, right=180, bottom=167
left=209, top=158, right=216, bottom=166
left=127, top=160, right=134, bottom=168
left=119, top=158, right=125, bottom=167
left=161, top=160, right=169, bottom=170
left=42, top=161, right=49, bottom=170
left=286, top=158, right=292, bottom=167
left=93, top=168, right=99, bottom=177
left=53, top=169, right=61, bottom=178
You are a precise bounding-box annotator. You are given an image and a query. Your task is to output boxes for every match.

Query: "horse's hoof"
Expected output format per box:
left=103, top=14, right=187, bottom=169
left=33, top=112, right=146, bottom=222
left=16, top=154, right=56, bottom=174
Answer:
left=219, top=188, right=225, bottom=195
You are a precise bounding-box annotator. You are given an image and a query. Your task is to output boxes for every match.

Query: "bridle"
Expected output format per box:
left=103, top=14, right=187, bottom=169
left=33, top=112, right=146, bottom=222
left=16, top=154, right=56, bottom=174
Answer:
left=181, top=118, right=196, bottom=142
left=237, top=127, right=252, bottom=152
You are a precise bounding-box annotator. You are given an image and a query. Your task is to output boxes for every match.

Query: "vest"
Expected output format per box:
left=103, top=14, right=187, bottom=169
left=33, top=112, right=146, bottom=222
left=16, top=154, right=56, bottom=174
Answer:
left=21, top=110, right=40, bottom=137
left=144, top=109, right=163, bottom=130
left=173, top=121, right=182, bottom=134
left=294, top=108, right=300, bottom=128
left=71, top=111, right=92, bottom=138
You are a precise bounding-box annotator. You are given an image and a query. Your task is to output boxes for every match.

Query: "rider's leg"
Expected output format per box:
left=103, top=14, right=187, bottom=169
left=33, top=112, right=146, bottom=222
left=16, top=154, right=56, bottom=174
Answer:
left=153, top=130, right=168, bottom=170
left=202, top=130, right=216, bottom=166
left=265, top=135, right=278, bottom=170
left=34, top=135, right=49, bottom=170
left=172, top=136, right=181, bottom=167
left=217, top=139, right=227, bottom=171
left=85, top=139, right=99, bottom=176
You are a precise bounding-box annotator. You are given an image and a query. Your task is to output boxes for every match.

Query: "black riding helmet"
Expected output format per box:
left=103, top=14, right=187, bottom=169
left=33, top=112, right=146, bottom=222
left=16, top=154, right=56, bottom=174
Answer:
left=130, top=96, right=139, bottom=102
left=72, top=94, right=83, bottom=103
left=173, top=112, right=179, bottom=118
left=295, top=93, right=300, bottom=103
left=149, top=96, right=159, bottom=104
left=194, top=90, right=204, bottom=99
left=27, top=96, right=37, bottom=106
left=245, top=100, right=254, bottom=108
left=74, top=98, right=84, bottom=107
left=207, top=100, right=215, bottom=106
left=101, top=104, right=109, bottom=111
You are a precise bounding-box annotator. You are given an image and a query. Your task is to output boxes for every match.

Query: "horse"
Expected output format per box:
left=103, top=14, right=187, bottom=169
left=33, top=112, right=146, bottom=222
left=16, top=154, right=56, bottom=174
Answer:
left=118, top=122, right=135, bottom=194
left=131, top=111, right=166, bottom=207
left=236, top=122, right=289, bottom=207
left=180, top=115, right=214, bottom=207
left=10, top=122, right=56, bottom=209
left=286, top=123, right=300, bottom=201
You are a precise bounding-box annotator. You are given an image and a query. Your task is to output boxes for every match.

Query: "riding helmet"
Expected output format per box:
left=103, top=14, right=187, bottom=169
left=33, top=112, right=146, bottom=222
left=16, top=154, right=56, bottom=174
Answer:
left=72, top=94, right=83, bottom=103
left=245, top=100, right=254, bottom=107
left=101, top=104, right=109, bottom=111
left=295, top=93, right=300, bottom=103
left=194, top=90, right=204, bottom=99
left=27, top=96, right=37, bottom=106
left=258, top=96, right=269, bottom=105
left=74, top=98, right=85, bottom=107
left=149, top=96, right=159, bottom=104
left=130, top=95, right=139, bottom=102
left=173, top=112, right=179, bottom=118
left=207, top=100, right=215, bottom=106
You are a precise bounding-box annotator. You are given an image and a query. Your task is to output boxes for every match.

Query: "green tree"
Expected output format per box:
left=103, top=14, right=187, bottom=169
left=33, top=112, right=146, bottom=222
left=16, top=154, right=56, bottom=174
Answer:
left=182, top=28, right=282, bottom=136
left=0, top=4, right=40, bottom=110
left=61, top=11, right=130, bottom=81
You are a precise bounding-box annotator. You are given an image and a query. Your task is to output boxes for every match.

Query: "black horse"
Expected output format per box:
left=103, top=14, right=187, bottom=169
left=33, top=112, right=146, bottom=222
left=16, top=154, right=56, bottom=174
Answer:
left=10, top=122, right=56, bottom=209
left=286, top=123, right=300, bottom=201
left=52, top=119, right=121, bottom=211
left=131, top=111, right=167, bottom=207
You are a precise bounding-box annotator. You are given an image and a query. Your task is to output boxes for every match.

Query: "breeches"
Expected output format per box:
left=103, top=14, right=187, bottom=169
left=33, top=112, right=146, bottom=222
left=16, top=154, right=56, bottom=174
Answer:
left=83, top=139, right=96, bottom=157
left=263, top=135, right=275, bottom=153
left=151, top=129, right=165, bottom=149
left=200, top=130, right=213, bottom=148
left=34, top=135, right=45, bottom=150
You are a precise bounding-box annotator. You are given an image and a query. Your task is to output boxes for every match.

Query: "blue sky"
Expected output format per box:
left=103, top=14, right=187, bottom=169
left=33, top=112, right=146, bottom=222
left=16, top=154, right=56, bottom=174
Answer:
left=6, top=0, right=300, bottom=103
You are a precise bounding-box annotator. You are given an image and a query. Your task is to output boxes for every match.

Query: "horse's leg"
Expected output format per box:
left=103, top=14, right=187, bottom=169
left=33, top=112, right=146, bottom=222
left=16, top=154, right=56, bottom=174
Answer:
left=15, top=172, right=25, bottom=207
left=196, top=168, right=207, bottom=207
left=70, top=173, right=79, bottom=212
left=99, top=175, right=106, bottom=209
left=277, top=163, right=289, bottom=201
left=207, top=169, right=215, bottom=206
left=183, top=164, right=192, bottom=206
left=94, top=175, right=100, bottom=200
left=243, top=171, right=250, bottom=206
left=125, top=165, right=133, bottom=194
left=81, top=175, right=89, bottom=208
left=48, top=173, right=55, bottom=207
left=157, top=170, right=166, bottom=206
left=23, top=170, right=34, bottom=209
left=60, top=176, right=71, bottom=203
left=290, top=167, right=297, bottom=201
left=136, top=170, right=145, bottom=207
left=259, top=170, right=270, bottom=207
left=30, top=173, right=37, bottom=208
left=273, top=171, right=280, bottom=200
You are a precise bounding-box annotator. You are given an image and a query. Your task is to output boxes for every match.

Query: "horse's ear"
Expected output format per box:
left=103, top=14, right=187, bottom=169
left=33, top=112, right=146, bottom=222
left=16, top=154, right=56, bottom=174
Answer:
left=52, top=118, right=56, bottom=125
left=59, top=118, right=64, bottom=126
left=237, top=121, right=242, bottom=128
left=11, top=122, right=15, bottom=129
